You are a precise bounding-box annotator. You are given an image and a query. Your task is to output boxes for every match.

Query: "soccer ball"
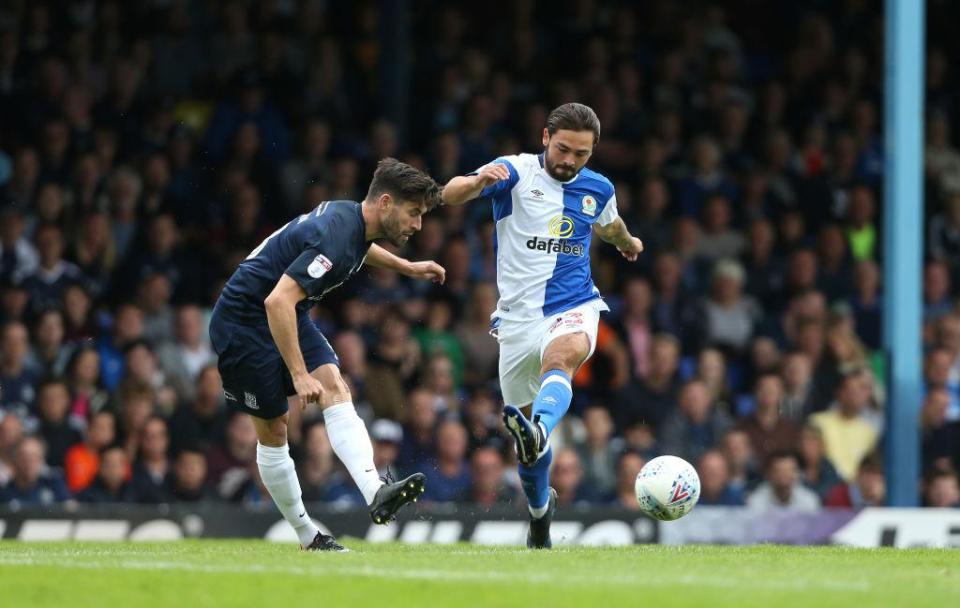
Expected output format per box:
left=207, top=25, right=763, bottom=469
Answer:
left=634, top=455, right=701, bottom=521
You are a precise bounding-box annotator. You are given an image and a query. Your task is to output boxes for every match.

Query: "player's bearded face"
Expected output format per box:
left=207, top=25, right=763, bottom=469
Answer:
left=382, top=199, right=424, bottom=246
left=543, top=130, right=594, bottom=181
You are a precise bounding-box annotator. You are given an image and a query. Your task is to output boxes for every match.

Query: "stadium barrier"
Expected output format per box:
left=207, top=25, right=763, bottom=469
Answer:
left=1, top=506, right=958, bottom=548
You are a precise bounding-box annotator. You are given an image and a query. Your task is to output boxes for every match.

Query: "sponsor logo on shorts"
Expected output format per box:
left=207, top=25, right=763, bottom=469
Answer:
left=223, top=390, right=237, bottom=401
left=548, top=311, right=586, bottom=334
left=244, top=392, right=259, bottom=410
left=307, top=254, right=333, bottom=279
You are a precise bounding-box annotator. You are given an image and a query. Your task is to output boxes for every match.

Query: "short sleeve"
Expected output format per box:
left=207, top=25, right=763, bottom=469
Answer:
left=596, top=192, right=620, bottom=226
left=468, top=157, right=520, bottom=197
left=285, top=247, right=333, bottom=298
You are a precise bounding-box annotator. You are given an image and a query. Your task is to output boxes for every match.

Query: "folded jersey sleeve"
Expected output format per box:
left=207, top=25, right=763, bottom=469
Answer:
left=468, top=157, right=520, bottom=197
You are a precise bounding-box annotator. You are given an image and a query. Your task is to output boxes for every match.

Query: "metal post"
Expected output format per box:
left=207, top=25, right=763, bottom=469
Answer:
left=882, top=0, right=925, bottom=507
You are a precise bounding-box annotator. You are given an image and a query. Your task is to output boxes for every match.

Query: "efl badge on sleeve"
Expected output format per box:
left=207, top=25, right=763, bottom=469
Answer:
left=581, top=195, right=597, bottom=216
left=307, top=254, right=333, bottom=278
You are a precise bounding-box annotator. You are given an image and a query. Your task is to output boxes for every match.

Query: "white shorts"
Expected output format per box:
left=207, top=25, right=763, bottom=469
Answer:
left=492, top=299, right=607, bottom=406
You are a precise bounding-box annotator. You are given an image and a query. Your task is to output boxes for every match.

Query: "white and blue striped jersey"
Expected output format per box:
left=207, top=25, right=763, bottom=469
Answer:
left=475, top=153, right=619, bottom=321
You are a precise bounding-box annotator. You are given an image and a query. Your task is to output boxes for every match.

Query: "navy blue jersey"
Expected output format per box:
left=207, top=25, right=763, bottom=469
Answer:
left=215, top=201, right=370, bottom=323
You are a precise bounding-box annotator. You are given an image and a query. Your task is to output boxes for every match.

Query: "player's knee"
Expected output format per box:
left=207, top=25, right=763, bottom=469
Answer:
left=318, top=368, right=351, bottom=401
left=256, top=416, right=288, bottom=447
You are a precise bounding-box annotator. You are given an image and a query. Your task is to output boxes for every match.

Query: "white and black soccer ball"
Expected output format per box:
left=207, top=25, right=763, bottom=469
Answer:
left=634, top=455, right=701, bottom=521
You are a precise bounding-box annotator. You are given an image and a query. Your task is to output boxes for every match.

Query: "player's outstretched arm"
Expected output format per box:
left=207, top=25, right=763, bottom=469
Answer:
left=366, top=244, right=446, bottom=284
left=264, top=275, right=325, bottom=409
left=593, top=217, right=644, bottom=262
left=441, top=162, right=512, bottom=206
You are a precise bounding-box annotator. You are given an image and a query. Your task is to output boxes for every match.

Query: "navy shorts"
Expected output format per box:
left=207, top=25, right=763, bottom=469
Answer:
left=209, top=312, right=339, bottom=419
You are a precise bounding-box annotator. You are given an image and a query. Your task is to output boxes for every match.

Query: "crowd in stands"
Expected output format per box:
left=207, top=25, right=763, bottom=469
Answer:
left=1, top=1, right=959, bottom=511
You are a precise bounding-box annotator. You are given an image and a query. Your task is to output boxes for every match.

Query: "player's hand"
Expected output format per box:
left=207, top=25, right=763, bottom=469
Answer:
left=618, top=237, right=644, bottom=262
left=475, top=163, right=511, bottom=189
left=292, top=372, right=325, bottom=411
left=407, top=261, right=446, bottom=284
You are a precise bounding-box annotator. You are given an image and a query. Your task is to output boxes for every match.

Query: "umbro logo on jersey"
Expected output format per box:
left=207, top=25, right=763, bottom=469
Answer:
left=530, top=189, right=544, bottom=198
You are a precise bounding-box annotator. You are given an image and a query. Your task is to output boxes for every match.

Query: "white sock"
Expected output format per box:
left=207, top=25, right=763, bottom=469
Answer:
left=529, top=503, right=549, bottom=519
left=256, top=442, right=320, bottom=546
left=323, top=401, right=383, bottom=505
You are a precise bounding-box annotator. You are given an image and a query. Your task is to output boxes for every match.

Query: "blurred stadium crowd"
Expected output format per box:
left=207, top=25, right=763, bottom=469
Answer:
left=0, top=0, right=959, bottom=511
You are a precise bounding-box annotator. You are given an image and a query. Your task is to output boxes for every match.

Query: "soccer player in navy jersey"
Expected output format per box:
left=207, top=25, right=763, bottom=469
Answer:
left=442, top=103, right=644, bottom=548
left=209, top=158, right=444, bottom=551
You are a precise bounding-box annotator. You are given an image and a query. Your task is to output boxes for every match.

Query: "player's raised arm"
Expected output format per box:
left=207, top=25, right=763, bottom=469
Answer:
left=264, top=274, right=324, bottom=409
left=365, top=243, right=446, bottom=284
left=441, top=161, right=514, bottom=206
left=594, top=216, right=644, bottom=262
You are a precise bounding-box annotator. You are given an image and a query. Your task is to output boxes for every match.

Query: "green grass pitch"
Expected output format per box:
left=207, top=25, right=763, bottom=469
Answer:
left=0, top=541, right=957, bottom=607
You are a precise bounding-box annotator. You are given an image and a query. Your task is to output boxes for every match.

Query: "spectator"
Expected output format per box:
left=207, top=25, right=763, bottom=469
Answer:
left=809, top=370, right=880, bottom=481
left=77, top=445, right=134, bottom=502
left=550, top=448, right=594, bottom=507
left=921, top=388, right=960, bottom=473
left=35, top=378, right=83, bottom=468
left=422, top=353, right=461, bottom=413
left=574, top=405, right=624, bottom=496
left=0, top=437, right=71, bottom=506
left=334, top=330, right=404, bottom=421
left=131, top=416, right=172, bottom=503
left=66, top=344, right=109, bottom=420
left=97, top=303, right=144, bottom=391
left=616, top=277, right=655, bottom=378
left=614, top=332, right=681, bottom=428
left=924, top=468, right=960, bottom=508
left=659, top=380, right=734, bottom=464
left=697, top=449, right=745, bottom=506
left=824, top=453, right=886, bottom=508
left=117, top=380, right=158, bottom=459
left=461, top=388, right=502, bottom=452
left=168, top=365, right=227, bottom=455
left=608, top=450, right=647, bottom=510
left=781, top=351, right=816, bottom=422
left=696, top=195, right=746, bottom=260
left=0, top=208, right=39, bottom=285
left=700, top=259, right=760, bottom=355
left=457, top=446, right=514, bottom=506
left=721, top=428, right=760, bottom=494
left=798, top=425, right=843, bottom=500
left=169, top=447, right=216, bottom=503
left=0, top=320, right=37, bottom=427
left=923, top=260, right=954, bottom=325
left=207, top=412, right=258, bottom=501
left=0, top=413, right=25, bottom=485
left=399, top=387, right=438, bottom=471
left=746, top=451, right=821, bottom=512
left=296, top=422, right=348, bottom=503
left=156, top=304, right=215, bottom=403
left=454, top=282, right=499, bottom=388
left=64, top=410, right=117, bottom=494
left=928, top=193, right=960, bottom=277
left=23, top=223, right=84, bottom=314
left=736, top=374, right=800, bottom=463
left=27, top=309, right=72, bottom=378
left=370, top=419, right=404, bottom=476
left=422, top=419, right=471, bottom=503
